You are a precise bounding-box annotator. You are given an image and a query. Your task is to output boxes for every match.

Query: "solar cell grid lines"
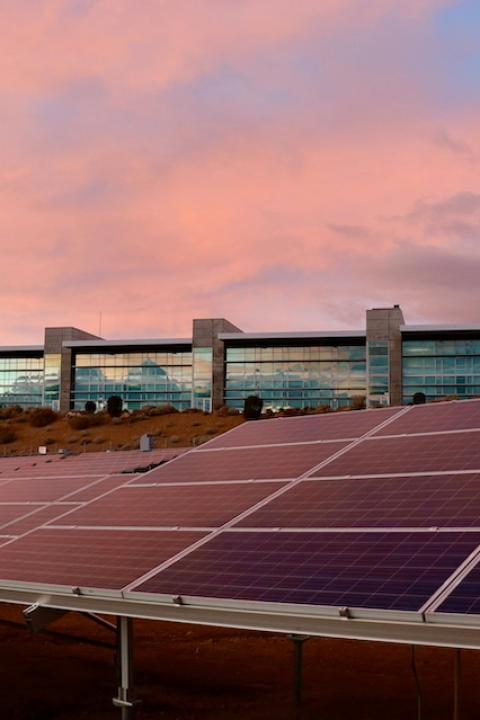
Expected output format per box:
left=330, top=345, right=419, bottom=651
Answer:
left=236, top=474, right=480, bottom=529
left=203, top=406, right=401, bottom=449
left=374, top=398, right=480, bottom=437
left=51, top=481, right=287, bottom=529
left=0, top=476, right=105, bottom=503
left=313, top=431, right=480, bottom=478
left=0, top=503, right=84, bottom=535
left=0, top=528, right=205, bottom=589
left=131, top=441, right=348, bottom=485
left=0, top=448, right=185, bottom=478
left=135, top=530, right=480, bottom=611
left=437, top=562, right=480, bottom=615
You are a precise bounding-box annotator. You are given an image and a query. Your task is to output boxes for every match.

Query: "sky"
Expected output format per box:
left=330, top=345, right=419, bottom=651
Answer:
left=1, top=0, right=480, bottom=343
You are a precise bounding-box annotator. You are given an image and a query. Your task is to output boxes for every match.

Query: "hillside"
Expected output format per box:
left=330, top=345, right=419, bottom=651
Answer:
left=0, top=407, right=244, bottom=457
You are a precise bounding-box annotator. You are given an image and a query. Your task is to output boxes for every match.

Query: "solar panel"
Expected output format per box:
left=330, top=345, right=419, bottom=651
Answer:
left=0, top=476, right=105, bottom=503
left=131, top=441, right=347, bottom=484
left=52, top=482, right=287, bottom=529
left=236, top=474, right=480, bottom=529
left=436, top=563, right=480, bottom=615
left=2, top=401, right=480, bottom=650
left=313, top=431, right=480, bottom=477
left=204, top=407, right=400, bottom=449
left=0, top=528, right=205, bottom=589
left=134, top=530, right=480, bottom=611
left=374, top=399, right=480, bottom=437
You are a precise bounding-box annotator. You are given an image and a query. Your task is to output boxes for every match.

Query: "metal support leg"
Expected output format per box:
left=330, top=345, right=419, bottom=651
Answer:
left=453, top=649, right=461, bottom=720
left=113, top=617, right=138, bottom=719
left=411, top=645, right=422, bottom=720
left=289, top=634, right=309, bottom=706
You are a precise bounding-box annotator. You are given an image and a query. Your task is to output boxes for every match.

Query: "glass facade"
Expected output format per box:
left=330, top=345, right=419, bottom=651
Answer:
left=224, top=343, right=366, bottom=410
left=192, top=347, right=213, bottom=411
left=0, top=355, right=44, bottom=408
left=402, top=338, right=480, bottom=403
left=71, top=348, right=193, bottom=411
left=367, top=341, right=390, bottom=406
left=43, top=353, right=62, bottom=409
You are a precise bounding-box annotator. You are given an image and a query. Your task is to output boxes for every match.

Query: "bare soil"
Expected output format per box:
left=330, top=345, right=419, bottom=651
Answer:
left=0, top=412, right=244, bottom=457
left=0, top=604, right=477, bottom=719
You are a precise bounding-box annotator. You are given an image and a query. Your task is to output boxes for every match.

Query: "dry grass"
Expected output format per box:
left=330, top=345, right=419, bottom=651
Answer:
left=0, top=409, right=244, bottom=456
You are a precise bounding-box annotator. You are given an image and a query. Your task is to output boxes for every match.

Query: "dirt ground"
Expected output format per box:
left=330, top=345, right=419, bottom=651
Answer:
left=0, top=411, right=244, bottom=457
left=0, top=603, right=477, bottom=720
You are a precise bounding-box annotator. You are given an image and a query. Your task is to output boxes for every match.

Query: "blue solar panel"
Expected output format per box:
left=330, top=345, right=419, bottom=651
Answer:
left=134, top=530, right=480, bottom=612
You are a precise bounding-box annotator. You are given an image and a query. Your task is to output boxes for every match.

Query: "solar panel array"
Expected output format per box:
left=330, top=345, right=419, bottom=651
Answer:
left=1, top=403, right=480, bottom=622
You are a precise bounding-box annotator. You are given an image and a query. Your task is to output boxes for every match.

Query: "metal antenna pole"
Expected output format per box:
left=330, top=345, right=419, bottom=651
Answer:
left=113, top=617, right=138, bottom=719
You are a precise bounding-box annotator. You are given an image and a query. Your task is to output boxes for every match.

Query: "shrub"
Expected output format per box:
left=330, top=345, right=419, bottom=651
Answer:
left=29, top=408, right=58, bottom=427
left=84, top=400, right=97, bottom=414
left=107, top=395, right=123, bottom=418
left=0, top=429, right=17, bottom=444
left=350, top=396, right=366, bottom=411
left=0, top=405, right=23, bottom=420
left=68, top=414, right=106, bottom=430
left=43, top=438, right=56, bottom=446
left=169, top=435, right=181, bottom=444
left=144, top=404, right=178, bottom=416
left=243, top=396, right=263, bottom=420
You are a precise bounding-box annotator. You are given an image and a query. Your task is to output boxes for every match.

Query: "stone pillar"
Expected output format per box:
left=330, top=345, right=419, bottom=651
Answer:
left=44, top=327, right=101, bottom=412
left=366, top=305, right=404, bottom=407
left=192, top=319, right=243, bottom=411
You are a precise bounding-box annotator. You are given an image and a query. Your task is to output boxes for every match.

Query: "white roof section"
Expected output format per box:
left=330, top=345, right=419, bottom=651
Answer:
left=219, top=330, right=366, bottom=341
left=0, top=345, right=44, bottom=353
left=63, top=338, right=192, bottom=348
left=402, top=324, right=480, bottom=333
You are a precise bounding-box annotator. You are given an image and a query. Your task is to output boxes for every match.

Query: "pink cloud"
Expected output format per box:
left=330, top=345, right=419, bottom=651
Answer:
left=0, top=0, right=478, bottom=343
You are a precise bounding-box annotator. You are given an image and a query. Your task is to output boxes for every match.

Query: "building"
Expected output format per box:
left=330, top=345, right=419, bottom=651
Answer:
left=2, top=306, right=480, bottom=413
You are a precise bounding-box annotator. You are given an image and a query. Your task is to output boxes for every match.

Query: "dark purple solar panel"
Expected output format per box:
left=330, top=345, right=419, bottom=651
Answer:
left=437, top=563, right=480, bottom=615
left=131, top=442, right=347, bottom=484
left=238, top=474, right=480, bottom=529
left=53, top=482, right=286, bottom=529
left=313, top=432, right=480, bottom=477
left=134, top=530, right=480, bottom=611
left=204, top=407, right=401, bottom=449
left=375, top=400, right=480, bottom=437
left=0, top=528, right=204, bottom=589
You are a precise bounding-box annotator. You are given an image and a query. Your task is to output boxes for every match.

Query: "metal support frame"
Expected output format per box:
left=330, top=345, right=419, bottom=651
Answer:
left=288, top=634, right=309, bottom=705
left=23, top=603, right=68, bottom=633
left=411, top=646, right=422, bottom=720
left=113, top=617, right=138, bottom=719
left=453, top=649, right=461, bottom=720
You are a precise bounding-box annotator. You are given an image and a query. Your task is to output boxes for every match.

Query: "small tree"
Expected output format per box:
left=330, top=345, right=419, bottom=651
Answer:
left=412, top=392, right=426, bottom=405
left=107, top=395, right=123, bottom=417
left=84, top=400, right=97, bottom=414
left=243, top=395, right=263, bottom=420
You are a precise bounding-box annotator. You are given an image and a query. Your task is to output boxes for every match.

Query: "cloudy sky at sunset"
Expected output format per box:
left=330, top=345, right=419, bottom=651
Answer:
left=1, top=0, right=479, bottom=343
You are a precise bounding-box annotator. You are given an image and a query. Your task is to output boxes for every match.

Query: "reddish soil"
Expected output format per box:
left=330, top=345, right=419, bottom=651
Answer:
left=0, top=411, right=244, bottom=457
left=0, top=603, right=478, bottom=719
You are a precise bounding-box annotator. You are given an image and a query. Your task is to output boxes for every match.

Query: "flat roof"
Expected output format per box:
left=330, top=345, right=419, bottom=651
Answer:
left=0, top=345, right=44, bottom=353
left=63, top=338, right=192, bottom=349
left=219, top=331, right=366, bottom=341
left=402, top=324, right=480, bottom=333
